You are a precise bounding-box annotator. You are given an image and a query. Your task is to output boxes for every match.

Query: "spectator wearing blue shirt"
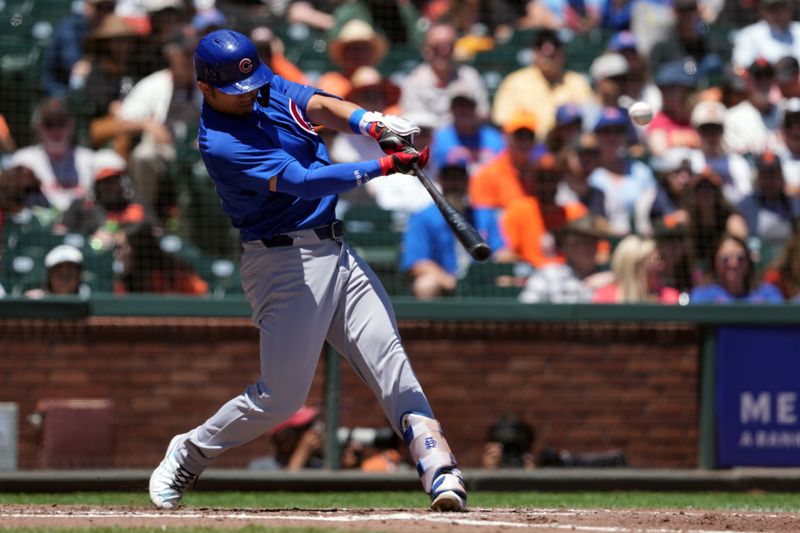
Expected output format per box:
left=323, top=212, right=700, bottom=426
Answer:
left=430, top=80, right=505, bottom=178
left=41, top=0, right=116, bottom=98
left=401, top=164, right=471, bottom=299
left=690, top=234, right=784, bottom=303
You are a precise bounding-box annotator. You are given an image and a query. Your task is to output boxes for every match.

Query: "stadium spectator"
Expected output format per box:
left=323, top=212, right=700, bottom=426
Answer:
left=249, top=406, right=324, bottom=470
left=41, top=0, right=116, bottom=98
left=469, top=112, right=548, bottom=253
left=765, top=230, right=800, bottom=301
left=524, top=0, right=602, bottom=33
left=75, top=14, right=143, bottom=128
left=0, top=165, right=48, bottom=220
left=606, top=31, right=662, bottom=116
left=737, top=151, right=800, bottom=259
left=775, top=55, right=800, bottom=98
left=191, top=6, right=227, bottom=37
left=587, top=107, right=655, bottom=235
left=491, top=28, right=594, bottom=141
left=114, top=224, right=208, bottom=295
left=400, top=164, right=472, bottom=299
left=518, top=215, right=610, bottom=303
left=430, top=80, right=505, bottom=176
left=648, top=0, right=729, bottom=83
left=646, top=60, right=701, bottom=156
left=286, top=1, right=336, bottom=32
left=0, top=113, right=15, bottom=156
left=482, top=414, right=535, bottom=469
left=601, top=0, right=635, bottom=31
left=690, top=101, right=754, bottom=205
left=90, top=30, right=200, bottom=222
left=732, top=0, right=800, bottom=69
left=779, top=98, right=800, bottom=188
left=684, top=168, right=749, bottom=277
left=137, top=0, right=191, bottom=75
left=317, top=19, right=388, bottom=99
left=655, top=224, right=694, bottom=295
left=399, top=22, right=490, bottom=124
left=635, top=147, right=701, bottom=237
left=11, top=98, right=94, bottom=212
left=500, top=155, right=588, bottom=267
left=558, top=133, right=607, bottom=217
left=583, top=53, right=634, bottom=139
left=58, top=150, right=144, bottom=249
left=331, top=0, right=423, bottom=47
left=545, top=104, right=583, bottom=157
left=250, top=26, right=310, bottom=86
left=690, top=233, right=783, bottom=303
left=592, top=234, right=680, bottom=303
left=24, top=245, right=90, bottom=299
left=724, top=58, right=784, bottom=156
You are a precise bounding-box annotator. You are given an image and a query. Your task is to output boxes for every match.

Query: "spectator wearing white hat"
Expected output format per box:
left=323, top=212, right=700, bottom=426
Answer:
left=690, top=100, right=754, bottom=205
left=583, top=53, right=633, bottom=139
left=25, top=244, right=90, bottom=299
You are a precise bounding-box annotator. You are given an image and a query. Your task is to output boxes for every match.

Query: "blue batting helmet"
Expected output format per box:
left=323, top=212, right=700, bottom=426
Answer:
left=194, top=29, right=273, bottom=94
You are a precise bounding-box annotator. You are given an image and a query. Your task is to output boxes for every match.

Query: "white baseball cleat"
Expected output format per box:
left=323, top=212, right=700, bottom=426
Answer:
left=429, top=468, right=467, bottom=512
left=149, top=433, right=200, bottom=509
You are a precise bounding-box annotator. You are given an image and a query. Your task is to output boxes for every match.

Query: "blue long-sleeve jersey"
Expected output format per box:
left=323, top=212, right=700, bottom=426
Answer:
left=199, top=76, right=383, bottom=241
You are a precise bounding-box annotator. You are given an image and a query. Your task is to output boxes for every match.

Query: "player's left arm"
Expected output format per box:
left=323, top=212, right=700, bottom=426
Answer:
left=306, top=93, right=419, bottom=155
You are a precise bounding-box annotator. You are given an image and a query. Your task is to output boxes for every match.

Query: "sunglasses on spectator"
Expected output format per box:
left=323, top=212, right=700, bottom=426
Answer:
left=720, top=253, right=747, bottom=266
left=42, top=118, right=68, bottom=129
left=698, top=124, right=723, bottom=135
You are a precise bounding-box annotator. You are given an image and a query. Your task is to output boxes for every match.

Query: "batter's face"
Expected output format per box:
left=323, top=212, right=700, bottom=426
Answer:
left=199, top=81, right=258, bottom=116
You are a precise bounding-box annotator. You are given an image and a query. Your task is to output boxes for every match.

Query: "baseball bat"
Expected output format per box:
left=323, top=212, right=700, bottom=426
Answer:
left=411, top=162, right=491, bottom=262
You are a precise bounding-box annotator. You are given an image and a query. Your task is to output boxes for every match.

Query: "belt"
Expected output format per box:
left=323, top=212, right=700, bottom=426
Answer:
left=260, top=220, right=344, bottom=248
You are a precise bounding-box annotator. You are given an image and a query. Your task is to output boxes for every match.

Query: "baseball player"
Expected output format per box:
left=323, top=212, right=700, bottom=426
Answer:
left=148, top=29, right=467, bottom=512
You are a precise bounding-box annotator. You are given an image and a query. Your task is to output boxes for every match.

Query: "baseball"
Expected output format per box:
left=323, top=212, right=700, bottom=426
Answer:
left=628, top=101, right=653, bottom=126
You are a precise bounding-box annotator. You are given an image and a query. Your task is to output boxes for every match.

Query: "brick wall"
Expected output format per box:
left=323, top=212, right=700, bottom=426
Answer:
left=0, top=318, right=699, bottom=469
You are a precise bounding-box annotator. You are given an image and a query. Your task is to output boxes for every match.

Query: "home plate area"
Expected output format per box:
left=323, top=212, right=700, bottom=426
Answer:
left=2, top=506, right=800, bottom=532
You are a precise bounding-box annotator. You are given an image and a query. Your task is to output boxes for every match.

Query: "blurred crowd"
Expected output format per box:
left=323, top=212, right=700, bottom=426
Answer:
left=0, top=0, right=799, bottom=303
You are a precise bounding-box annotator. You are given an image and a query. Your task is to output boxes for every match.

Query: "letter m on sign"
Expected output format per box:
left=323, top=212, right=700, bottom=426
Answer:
left=741, top=392, right=771, bottom=424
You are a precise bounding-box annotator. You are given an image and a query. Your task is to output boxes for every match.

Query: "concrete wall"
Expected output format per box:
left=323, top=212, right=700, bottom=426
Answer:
left=0, top=318, right=698, bottom=469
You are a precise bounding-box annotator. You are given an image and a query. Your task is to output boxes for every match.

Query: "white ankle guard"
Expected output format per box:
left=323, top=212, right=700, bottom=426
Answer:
left=402, top=413, right=458, bottom=493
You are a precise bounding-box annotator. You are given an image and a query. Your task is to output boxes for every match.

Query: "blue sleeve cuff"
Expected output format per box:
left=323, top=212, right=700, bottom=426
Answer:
left=348, top=108, right=366, bottom=134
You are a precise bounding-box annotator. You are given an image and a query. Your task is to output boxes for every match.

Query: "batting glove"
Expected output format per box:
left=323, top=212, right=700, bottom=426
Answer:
left=378, top=147, right=430, bottom=175
left=354, top=111, right=421, bottom=155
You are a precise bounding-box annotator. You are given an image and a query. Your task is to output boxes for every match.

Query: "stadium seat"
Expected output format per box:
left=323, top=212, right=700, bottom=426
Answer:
left=455, top=262, right=526, bottom=298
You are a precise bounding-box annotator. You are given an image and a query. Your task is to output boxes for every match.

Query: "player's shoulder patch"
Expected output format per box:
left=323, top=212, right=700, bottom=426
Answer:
left=289, top=99, right=317, bottom=136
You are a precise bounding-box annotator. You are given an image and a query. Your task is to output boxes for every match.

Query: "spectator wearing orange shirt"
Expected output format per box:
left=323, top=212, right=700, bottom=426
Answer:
left=500, top=155, right=588, bottom=267
left=469, top=112, right=549, bottom=252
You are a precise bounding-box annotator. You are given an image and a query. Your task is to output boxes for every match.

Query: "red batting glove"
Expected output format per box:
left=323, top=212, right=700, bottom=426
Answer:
left=378, top=147, right=430, bottom=175
left=366, top=122, right=414, bottom=155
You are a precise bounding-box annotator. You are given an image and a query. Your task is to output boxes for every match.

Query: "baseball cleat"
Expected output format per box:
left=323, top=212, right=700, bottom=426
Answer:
left=429, top=468, right=467, bottom=512
left=149, top=433, right=200, bottom=509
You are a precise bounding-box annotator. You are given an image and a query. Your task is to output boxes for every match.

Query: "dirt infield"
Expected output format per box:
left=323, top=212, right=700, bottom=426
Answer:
left=2, top=505, right=800, bottom=532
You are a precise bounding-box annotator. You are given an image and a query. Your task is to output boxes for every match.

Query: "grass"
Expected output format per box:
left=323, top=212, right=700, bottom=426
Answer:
left=2, top=491, right=800, bottom=512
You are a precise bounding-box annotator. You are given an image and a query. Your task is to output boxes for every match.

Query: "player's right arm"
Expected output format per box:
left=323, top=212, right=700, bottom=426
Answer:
left=203, top=126, right=427, bottom=201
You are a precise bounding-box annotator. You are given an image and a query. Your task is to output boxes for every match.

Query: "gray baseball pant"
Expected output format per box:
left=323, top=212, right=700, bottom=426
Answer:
left=183, top=234, right=433, bottom=466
